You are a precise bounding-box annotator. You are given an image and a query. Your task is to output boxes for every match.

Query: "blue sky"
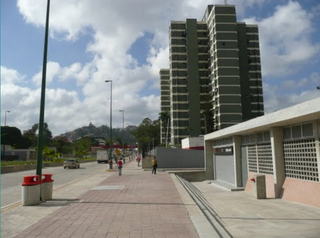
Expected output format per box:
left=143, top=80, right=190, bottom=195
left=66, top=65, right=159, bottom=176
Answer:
left=1, top=0, right=320, bottom=136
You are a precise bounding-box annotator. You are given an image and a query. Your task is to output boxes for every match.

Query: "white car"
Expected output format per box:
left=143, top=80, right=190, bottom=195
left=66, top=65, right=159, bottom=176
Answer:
left=63, top=159, right=80, bottom=169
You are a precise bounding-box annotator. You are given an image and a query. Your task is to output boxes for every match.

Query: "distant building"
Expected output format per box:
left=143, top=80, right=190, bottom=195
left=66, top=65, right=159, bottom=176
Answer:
left=160, top=4, right=264, bottom=145
left=94, top=138, right=106, bottom=146
left=1, top=146, right=57, bottom=161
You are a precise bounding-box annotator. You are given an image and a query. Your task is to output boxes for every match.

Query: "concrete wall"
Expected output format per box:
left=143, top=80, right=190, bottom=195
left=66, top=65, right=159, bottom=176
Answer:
left=281, top=178, right=320, bottom=208
left=156, top=147, right=204, bottom=168
left=169, top=171, right=206, bottom=182
left=142, top=156, right=152, bottom=169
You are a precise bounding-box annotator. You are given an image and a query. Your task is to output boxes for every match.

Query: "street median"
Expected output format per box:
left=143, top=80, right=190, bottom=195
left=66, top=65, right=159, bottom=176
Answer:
left=1, top=160, right=96, bottom=174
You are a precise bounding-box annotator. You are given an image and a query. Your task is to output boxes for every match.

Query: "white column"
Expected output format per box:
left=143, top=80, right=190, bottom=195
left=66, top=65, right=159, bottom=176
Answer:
left=204, top=140, right=214, bottom=180
left=313, top=120, right=320, bottom=181
left=233, top=136, right=242, bottom=187
left=270, top=127, right=285, bottom=198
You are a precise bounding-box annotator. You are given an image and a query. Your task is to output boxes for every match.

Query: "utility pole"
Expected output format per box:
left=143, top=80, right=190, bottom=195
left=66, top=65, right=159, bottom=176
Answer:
left=119, top=110, right=125, bottom=163
left=105, top=80, right=113, bottom=169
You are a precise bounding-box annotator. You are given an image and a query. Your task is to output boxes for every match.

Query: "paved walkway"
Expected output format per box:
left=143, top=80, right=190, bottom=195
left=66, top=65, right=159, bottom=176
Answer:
left=3, top=159, right=320, bottom=238
left=13, top=161, right=199, bottom=238
left=194, top=181, right=320, bottom=238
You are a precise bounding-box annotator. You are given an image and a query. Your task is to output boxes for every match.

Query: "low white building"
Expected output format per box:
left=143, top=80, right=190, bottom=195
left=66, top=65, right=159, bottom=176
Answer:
left=181, top=136, right=204, bottom=150
left=204, top=97, right=320, bottom=208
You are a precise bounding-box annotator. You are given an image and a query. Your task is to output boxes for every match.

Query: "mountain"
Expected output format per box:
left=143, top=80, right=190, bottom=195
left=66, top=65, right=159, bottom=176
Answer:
left=60, top=123, right=137, bottom=144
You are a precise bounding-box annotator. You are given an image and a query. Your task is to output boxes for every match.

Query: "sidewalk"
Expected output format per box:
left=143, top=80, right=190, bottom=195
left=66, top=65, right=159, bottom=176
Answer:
left=3, top=160, right=320, bottom=238
left=12, top=161, right=200, bottom=238
left=193, top=181, right=320, bottom=238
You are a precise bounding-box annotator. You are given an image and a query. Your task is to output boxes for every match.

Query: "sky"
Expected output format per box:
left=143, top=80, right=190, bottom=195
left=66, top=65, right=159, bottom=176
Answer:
left=1, top=0, right=320, bottom=137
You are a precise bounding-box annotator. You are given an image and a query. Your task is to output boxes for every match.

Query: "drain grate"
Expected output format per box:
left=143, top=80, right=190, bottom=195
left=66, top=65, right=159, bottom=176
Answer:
left=92, top=185, right=124, bottom=190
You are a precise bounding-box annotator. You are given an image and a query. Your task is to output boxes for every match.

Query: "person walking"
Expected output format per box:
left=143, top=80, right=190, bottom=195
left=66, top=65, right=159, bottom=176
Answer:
left=117, top=158, right=123, bottom=176
left=136, top=157, right=141, bottom=167
left=151, top=157, right=158, bottom=174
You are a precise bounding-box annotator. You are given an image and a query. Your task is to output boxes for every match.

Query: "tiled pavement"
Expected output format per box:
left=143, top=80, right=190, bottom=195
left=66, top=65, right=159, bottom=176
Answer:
left=7, top=159, right=320, bottom=238
left=14, top=162, right=199, bottom=238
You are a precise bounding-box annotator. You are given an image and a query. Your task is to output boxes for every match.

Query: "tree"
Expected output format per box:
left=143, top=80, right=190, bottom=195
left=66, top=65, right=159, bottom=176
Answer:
left=72, top=137, right=94, bottom=158
left=1, top=126, right=31, bottom=149
left=131, top=118, right=160, bottom=157
left=52, top=136, right=73, bottom=155
left=159, top=111, right=170, bottom=147
left=201, top=107, right=214, bottom=134
left=43, top=146, right=59, bottom=161
left=22, top=123, right=53, bottom=147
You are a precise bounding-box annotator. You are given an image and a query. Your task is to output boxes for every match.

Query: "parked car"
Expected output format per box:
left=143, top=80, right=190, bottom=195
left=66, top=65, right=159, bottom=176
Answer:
left=63, top=159, right=80, bottom=169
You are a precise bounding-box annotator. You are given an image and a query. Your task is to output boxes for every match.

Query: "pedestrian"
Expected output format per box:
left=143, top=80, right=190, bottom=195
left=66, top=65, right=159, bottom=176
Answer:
left=136, top=157, right=141, bottom=167
left=151, top=157, right=158, bottom=174
left=117, top=158, right=123, bottom=176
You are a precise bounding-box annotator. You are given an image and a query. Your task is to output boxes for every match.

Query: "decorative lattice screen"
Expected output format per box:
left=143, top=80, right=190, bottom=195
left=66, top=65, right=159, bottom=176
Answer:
left=248, top=144, right=273, bottom=174
left=284, top=139, right=319, bottom=182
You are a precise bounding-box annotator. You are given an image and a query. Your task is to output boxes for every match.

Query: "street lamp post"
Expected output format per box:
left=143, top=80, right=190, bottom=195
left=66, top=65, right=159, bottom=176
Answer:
left=36, top=0, right=51, bottom=178
left=4, top=110, right=10, bottom=127
left=2, top=110, right=10, bottom=159
left=119, top=110, right=125, bottom=163
left=105, top=80, right=113, bottom=169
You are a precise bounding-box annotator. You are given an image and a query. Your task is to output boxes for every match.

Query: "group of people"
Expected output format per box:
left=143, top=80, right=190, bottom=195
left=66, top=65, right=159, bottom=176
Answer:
left=116, top=156, right=158, bottom=176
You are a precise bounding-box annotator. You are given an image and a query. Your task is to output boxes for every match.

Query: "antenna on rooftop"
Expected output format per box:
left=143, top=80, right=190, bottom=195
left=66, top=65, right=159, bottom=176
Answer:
left=224, top=0, right=228, bottom=5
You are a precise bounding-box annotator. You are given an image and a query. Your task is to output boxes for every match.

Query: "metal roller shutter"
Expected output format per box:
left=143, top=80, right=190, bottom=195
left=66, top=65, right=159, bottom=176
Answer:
left=215, top=155, right=235, bottom=185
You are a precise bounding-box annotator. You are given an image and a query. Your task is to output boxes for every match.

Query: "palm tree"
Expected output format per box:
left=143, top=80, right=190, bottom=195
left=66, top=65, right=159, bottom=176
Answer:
left=159, top=111, right=170, bottom=147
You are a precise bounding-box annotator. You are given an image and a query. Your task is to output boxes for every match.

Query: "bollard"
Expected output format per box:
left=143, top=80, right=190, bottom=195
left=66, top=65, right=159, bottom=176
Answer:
left=252, top=174, right=266, bottom=199
left=22, top=175, right=41, bottom=206
left=41, top=174, right=54, bottom=200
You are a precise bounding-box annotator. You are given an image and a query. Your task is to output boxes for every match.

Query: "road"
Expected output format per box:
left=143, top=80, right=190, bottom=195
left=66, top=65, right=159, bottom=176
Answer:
left=1, top=161, right=108, bottom=208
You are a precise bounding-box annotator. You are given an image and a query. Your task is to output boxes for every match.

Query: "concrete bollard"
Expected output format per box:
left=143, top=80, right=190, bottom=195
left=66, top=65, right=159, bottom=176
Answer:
left=252, top=174, right=266, bottom=199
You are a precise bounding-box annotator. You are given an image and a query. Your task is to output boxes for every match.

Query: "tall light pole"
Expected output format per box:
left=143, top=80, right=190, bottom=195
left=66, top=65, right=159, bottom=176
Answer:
left=2, top=110, right=10, bottom=159
left=119, top=109, right=125, bottom=163
left=4, top=110, right=10, bottom=126
left=105, top=80, right=113, bottom=169
left=36, top=0, right=51, bottom=178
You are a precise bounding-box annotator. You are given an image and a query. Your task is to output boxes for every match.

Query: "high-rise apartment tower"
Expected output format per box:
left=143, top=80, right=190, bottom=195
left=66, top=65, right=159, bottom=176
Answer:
left=160, top=69, right=171, bottom=145
left=160, top=4, right=264, bottom=145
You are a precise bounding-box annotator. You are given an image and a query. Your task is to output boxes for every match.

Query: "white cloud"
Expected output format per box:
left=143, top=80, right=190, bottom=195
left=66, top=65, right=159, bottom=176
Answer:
left=243, top=1, right=320, bottom=77
left=1, top=81, right=85, bottom=134
left=2, top=0, right=319, bottom=136
left=311, top=72, right=320, bottom=85
left=264, top=72, right=320, bottom=113
left=32, top=61, right=61, bottom=85
left=281, top=77, right=309, bottom=89
left=1, top=66, right=25, bottom=84
left=31, top=61, right=95, bottom=87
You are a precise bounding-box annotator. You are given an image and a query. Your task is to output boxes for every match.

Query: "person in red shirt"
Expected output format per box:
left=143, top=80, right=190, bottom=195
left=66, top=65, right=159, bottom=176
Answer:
left=117, top=158, right=123, bottom=176
left=136, top=157, right=141, bottom=167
